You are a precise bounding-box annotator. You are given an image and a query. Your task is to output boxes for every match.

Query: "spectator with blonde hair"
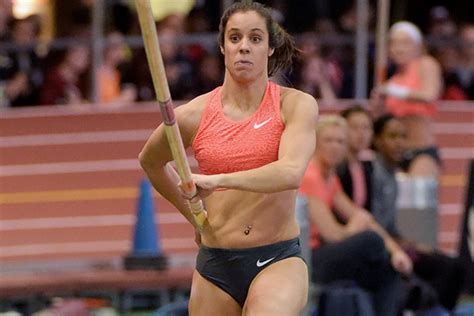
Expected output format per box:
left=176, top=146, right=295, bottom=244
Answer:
left=300, top=114, right=412, bottom=316
left=371, top=21, right=443, bottom=178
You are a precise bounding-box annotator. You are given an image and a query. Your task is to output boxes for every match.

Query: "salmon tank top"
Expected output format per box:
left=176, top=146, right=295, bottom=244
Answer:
left=192, top=81, right=284, bottom=175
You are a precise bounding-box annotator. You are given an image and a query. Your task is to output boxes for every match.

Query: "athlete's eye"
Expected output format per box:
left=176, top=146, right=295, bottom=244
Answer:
left=251, top=36, right=262, bottom=43
left=229, top=34, right=240, bottom=43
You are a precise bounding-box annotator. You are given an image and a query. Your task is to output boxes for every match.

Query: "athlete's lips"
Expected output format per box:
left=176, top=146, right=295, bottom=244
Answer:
left=235, top=60, right=253, bottom=65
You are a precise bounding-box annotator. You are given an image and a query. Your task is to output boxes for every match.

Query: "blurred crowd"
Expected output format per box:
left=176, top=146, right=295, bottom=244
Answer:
left=0, top=0, right=473, bottom=108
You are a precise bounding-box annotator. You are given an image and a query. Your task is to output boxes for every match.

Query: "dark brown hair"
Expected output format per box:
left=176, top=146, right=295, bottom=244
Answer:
left=340, top=104, right=372, bottom=120
left=218, top=0, right=299, bottom=76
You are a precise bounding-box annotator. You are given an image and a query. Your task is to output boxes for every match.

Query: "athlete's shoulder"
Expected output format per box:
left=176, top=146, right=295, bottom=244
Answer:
left=280, top=86, right=318, bottom=114
left=175, top=91, right=214, bottom=133
left=279, top=86, right=318, bottom=124
left=280, top=86, right=317, bottom=106
left=178, top=90, right=213, bottom=111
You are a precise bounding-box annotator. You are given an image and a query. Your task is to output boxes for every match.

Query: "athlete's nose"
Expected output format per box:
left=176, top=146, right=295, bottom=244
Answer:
left=239, top=37, right=250, bottom=54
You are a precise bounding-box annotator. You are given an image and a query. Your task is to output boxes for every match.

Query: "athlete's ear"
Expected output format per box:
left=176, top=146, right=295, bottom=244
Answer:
left=268, top=48, right=275, bottom=57
left=220, top=46, right=225, bottom=55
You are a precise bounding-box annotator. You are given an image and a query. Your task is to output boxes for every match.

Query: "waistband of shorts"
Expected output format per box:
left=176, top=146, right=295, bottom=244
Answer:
left=199, top=237, right=300, bottom=254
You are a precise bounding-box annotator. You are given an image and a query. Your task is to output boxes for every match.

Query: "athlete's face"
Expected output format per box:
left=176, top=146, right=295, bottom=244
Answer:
left=374, top=119, right=407, bottom=165
left=221, top=11, right=274, bottom=82
left=346, top=112, right=373, bottom=154
left=317, top=125, right=348, bottom=168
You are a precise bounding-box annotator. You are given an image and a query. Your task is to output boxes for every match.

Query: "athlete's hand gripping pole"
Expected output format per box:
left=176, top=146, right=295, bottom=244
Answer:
left=135, top=0, right=207, bottom=230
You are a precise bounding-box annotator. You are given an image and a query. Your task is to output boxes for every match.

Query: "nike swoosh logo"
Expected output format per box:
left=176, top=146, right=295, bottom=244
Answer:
left=256, top=257, right=275, bottom=267
left=253, top=118, right=272, bottom=129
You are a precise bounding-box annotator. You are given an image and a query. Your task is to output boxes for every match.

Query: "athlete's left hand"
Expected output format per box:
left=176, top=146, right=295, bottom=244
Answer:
left=191, top=173, right=221, bottom=198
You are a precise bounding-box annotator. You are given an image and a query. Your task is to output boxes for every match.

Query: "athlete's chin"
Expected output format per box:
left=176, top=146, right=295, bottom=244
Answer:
left=230, top=70, right=266, bottom=83
left=231, top=73, right=258, bottom=83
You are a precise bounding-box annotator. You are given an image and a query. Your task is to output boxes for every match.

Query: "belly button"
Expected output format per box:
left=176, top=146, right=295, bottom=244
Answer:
left=244, top=225, right=252, bottom=235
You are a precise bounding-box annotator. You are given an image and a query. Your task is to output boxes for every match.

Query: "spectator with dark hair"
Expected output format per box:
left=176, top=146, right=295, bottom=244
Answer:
left=0, top=15, right=44, bottom=107
left=452, top=24, right=474, bottom=100
left=192, top=52, right=223, bottom=96
left=371, top=114, right=465, bottom=312
left=127, top=24, right=194, bottom=101
left=40, top=44, right=90, bottom=105
left=427, top=6, right=457, bottom=38
left=336, top=105, right=374, bottom=211
left=300, top=115, right=412, bottom=316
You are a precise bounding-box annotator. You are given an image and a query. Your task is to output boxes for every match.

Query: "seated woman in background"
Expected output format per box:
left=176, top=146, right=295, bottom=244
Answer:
left=370, top=114, right=465, bottom=312
left=299, top=115, right=412, bottom=316
left=336, top=107, right=465, bottom=312
left=371, top=21, right=443, bottom=178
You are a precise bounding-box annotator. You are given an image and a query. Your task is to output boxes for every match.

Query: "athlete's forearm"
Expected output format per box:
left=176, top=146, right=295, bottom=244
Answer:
left=140, top=160, right=198, bottom=228
left=217, top=160, right=304, bottom=193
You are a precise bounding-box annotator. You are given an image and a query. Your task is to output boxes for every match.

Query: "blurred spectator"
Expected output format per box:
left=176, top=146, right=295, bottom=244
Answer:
left=98, top=31, right=136, bottom=105
left=40, top=44, right=90, bottom=105
left=0, top=15, right=44, bottom=107
left=185, top=7, right=211, bottom=34
left=450, top=24, right=474, bottom=100
left=293, top=33, right=342, bottom=104
left=0, top=0, right=12, bottom=41
left=436, top=44, right=466, bottom=100
left=184, top=8, right=213, bottom=64
left=427, top=6, right=457, bottom=38
left=127, top=23, right=194, bottom=101
left=336, top=109, right=465, bottom=312
left=299, top=115, right=412, bottom=316
left=192, top=52, right=223, bottom=96
left=371, top=114, right=465, bottom=312
left=312, top=18, right=338, bottom=35
left=338, top=4, right=357, bottom=34
left=371, top=21, right=443, bottom=178
left=337, top=105, right=374, bottom=211
left=296, top=53, right=337, bottom=103
left=159, top=13, right=185, bottom=34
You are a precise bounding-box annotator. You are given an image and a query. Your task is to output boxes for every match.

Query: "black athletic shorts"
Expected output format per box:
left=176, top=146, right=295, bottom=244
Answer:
left=196, top=237, right=304, bottom=306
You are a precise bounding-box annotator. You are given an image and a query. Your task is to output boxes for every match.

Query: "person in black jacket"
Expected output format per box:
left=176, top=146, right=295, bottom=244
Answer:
left=338, top=109, right=465, bottom=312
left=336, top=105, right=373, bottom=211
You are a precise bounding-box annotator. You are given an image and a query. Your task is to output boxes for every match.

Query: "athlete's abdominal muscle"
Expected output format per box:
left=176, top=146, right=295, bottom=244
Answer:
left=201, top=190, right=299, bottom=248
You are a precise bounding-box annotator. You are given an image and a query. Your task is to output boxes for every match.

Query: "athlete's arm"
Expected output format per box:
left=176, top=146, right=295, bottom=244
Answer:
left=193, top=90, right=318, bottom=193
left=138, top=94, right=207, bottom=227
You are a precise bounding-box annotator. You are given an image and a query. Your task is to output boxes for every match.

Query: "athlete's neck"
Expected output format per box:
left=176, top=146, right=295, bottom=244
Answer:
left=221, top=74, right=269, bottom=112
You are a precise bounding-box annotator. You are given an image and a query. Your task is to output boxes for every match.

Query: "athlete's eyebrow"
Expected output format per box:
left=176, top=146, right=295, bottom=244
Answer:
left=227, top=27, right=265, bottom=34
